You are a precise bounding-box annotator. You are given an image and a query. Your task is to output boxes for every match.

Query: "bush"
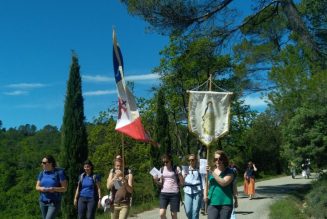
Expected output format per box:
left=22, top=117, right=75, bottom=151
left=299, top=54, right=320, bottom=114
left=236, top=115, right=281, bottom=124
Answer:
left=305, top=173, right=327, bottom=218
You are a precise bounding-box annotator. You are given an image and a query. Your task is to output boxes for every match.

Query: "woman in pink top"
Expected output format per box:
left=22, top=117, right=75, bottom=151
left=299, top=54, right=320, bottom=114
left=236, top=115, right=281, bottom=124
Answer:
left=153, top=154, right=184, bottom=219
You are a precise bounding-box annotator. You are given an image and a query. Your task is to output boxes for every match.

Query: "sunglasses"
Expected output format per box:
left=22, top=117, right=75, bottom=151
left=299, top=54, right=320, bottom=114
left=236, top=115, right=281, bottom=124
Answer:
left=41, top=161, right=48, bottom=165
left=163, top=160, right=169, bottom=164
left=213, top=157, right=223, bottom=162
left=189, top=159, right=195, bottom=162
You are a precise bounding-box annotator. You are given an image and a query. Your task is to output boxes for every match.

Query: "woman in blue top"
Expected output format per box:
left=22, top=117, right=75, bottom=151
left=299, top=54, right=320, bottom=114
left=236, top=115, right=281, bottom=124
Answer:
left=204, top=150, right=234, bottom=219
left=36, top=155, right=68, bottom=219
left=74, top=160, right=101, bottom=219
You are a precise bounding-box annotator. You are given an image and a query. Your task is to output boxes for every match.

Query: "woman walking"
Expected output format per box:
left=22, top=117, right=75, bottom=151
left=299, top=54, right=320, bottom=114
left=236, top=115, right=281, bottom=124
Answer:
left=74, top=160, right=101, bottom=219
left=243, top=161, right=257, bottom=200
left=153, top=154, right=184, bottom=219
left=36, top=155, right=67, bottom=219
left=204, top=150, right=235, bottom=219
left=107, top=157, right=133, bottom=219
left=182, top=154, right=203, bottom=219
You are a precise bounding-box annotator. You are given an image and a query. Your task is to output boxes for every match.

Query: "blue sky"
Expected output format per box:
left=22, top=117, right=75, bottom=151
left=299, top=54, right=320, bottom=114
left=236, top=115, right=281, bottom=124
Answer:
left=0, top=1, right=267, bottom=129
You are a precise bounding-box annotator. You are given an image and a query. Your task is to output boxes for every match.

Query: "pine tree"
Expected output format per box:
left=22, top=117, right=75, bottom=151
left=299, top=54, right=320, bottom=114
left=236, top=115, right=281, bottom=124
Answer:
left=60, top=53, right=88, bottom=218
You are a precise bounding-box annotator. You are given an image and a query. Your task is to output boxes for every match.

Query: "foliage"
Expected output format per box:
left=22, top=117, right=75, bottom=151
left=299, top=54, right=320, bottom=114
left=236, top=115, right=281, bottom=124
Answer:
left=305, top=173, right=327, bottom=218
left=60, top=54, right=89, bottom=218
left=0, top=125, right=61, bottom=218
left=269, top=196, right=307, bottom=219
left=154, top=88, right=171, bottom=157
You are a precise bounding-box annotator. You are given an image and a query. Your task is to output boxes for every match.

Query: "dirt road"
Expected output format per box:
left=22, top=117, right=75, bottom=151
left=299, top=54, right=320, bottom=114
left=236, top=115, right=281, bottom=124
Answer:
left=131, top=174, right=315, bottom=219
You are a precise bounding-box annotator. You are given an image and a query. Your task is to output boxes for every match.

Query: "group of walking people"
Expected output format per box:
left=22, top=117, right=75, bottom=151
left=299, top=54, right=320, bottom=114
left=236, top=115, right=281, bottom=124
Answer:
left=35, top=155, right=133, bottom=219
left=36, top=152, right=257, bottom=219
left=153, top=151, right=257, bottom=219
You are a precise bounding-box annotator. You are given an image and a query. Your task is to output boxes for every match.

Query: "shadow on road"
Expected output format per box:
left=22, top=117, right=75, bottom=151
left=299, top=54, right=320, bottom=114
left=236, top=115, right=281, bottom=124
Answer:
left=256, top=183, right=311, bottom=195
left=235, top=211, right=254, bottom=215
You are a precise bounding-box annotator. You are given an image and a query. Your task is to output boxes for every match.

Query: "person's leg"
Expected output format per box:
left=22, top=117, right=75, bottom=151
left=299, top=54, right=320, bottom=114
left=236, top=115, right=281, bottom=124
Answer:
left=184, top=193, right=192, bottom=219
left=207, top=205, right=219, bottom=219
left=39, top=201, right=48, bottom=219
left=193, top=192, right=202, bottom=219
left=112, top=205, right=121, bottom=219
left=118, top=204, right=130, bottom=219
left=86, top=198, right=97, bottom=219
left=219, top=205, right=233, bottom=219
left=159, top=193, right=169, bottom=219
left=159, top=209, right=167, bottom=219
left=78, top=197, right=87, bottom=219
left=45, top=202, right=61, bottom=219
left=170, top=193, right=180, bottom=219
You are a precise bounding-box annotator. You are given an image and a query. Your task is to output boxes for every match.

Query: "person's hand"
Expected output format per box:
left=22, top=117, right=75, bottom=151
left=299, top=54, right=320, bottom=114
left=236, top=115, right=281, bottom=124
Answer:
left=234, top=199, right=238, bottom=208
left=47, top=187, right=55, bottom=193
left=74, top=198, right=78, bottom=207
left=115, top=170, right=123, bottom=178
left=153, top=175, right=158, bottom=181
left=97, top=199, right=101, bottom=208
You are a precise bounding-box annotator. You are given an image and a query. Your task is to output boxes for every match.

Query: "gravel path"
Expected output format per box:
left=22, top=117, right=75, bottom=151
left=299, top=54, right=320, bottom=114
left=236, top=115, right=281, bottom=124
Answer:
left=131, top=174, right=315, bottom=219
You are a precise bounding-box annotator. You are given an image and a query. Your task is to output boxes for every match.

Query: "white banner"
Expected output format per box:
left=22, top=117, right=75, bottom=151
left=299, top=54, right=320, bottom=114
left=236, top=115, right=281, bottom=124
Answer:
left=188, top=91, right=233, bottom=146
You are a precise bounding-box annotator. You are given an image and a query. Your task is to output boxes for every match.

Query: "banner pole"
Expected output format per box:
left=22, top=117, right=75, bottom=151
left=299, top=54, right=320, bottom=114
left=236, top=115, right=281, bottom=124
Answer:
left=205, top=145, right=209, bottom=214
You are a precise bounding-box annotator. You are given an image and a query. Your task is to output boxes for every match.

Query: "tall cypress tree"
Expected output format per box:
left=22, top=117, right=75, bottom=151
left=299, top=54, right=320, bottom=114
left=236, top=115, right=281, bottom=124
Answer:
left=154, top=89, right=171, bottom=159
left=60, top=53, right=88, bottom=218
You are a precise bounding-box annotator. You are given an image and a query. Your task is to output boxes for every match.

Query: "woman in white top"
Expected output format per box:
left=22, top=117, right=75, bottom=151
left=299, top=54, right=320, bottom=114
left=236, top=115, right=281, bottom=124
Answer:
left=182, top=154, right=203, bottom=219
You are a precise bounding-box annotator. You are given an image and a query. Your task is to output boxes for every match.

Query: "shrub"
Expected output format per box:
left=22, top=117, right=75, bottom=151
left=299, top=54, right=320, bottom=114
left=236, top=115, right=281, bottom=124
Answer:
left=305, top=173, right=327, bottom=218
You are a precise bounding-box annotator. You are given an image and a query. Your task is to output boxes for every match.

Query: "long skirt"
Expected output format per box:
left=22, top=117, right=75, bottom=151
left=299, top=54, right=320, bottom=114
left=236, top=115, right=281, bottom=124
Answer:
left=244, top=178, right=255, bottom=195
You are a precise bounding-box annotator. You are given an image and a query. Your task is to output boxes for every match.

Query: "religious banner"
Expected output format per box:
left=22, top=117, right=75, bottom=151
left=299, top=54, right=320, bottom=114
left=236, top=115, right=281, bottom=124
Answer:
left=188, top=91, right=233, bottom=146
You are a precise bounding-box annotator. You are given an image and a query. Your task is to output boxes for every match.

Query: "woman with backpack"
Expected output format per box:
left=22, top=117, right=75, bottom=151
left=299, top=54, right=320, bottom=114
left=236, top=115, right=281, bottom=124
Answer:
left=153, top=154, right=184, bottom=219
left=106, top=157, right=133, bottom=219
left=74, top=160, right=101, bottom=219
left=35, top=155, right=67, bottom=219
left=182, top=154, right=203, bottom=219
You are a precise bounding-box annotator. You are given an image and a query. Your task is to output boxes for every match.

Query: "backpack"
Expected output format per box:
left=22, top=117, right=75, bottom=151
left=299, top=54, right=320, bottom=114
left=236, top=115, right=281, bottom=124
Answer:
left=77, top=172, right=98, bottom=198
left=39, top=167, right=66, bottom=186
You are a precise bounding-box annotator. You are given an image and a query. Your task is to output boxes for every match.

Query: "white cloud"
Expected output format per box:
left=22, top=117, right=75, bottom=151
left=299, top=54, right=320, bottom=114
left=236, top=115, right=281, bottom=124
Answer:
left=125, top=73, right=160, bottom=81
left=3, top=90, right=28, bottom=96
left=6, top=83, right=46, bottom=89
left=82, top=75, right=113, bottom=83
left=82, top=73, right=160, bottom=83
left=84, top=90, right=116, bottom=96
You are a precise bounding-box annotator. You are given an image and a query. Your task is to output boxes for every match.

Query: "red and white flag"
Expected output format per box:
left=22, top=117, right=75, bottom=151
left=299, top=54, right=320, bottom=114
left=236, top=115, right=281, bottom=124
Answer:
left=112, top=30, right=151, bottom=142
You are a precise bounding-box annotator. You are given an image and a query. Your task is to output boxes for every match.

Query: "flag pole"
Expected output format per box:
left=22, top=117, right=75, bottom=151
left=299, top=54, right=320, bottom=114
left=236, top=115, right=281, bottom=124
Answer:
left=121, top=134, right=125, bottom=176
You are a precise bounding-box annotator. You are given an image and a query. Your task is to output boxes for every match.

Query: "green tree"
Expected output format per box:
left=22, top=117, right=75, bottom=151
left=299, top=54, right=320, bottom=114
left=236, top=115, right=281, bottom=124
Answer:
left=60, top=54, right=88, bottom=218
left=152, top=89, right=171, bottom=166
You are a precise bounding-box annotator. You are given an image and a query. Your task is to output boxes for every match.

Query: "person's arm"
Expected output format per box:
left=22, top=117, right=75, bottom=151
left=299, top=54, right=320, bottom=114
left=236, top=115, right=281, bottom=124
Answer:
left=153, top=168, right=163, bottom=186
left=74, top=185, right=80, bottom=207
left=106, top=170, right=115, bottom=190
left=253, top=164, right=257, bottom=172
left=122, top=173, right=133, bottom=193
left=211, top=171, right=234, bottom=187
left=177, top=167, right=184, bottom=186
left=36, top=180, right=49, bottom=192
left=96, top=180, right=102, bottom=208
left=51, top=180, right=68, bottom=192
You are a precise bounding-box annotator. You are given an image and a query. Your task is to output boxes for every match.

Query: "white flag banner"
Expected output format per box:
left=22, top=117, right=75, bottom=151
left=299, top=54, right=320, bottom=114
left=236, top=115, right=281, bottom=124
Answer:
left=188, top=91, right=233, bottom=146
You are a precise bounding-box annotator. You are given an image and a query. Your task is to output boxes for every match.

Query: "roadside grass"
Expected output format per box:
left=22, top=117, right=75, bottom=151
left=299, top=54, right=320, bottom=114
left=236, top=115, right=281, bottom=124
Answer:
left=269, top=196, right=307, bottom=219
left=269, top=173, right=327, bottom=219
